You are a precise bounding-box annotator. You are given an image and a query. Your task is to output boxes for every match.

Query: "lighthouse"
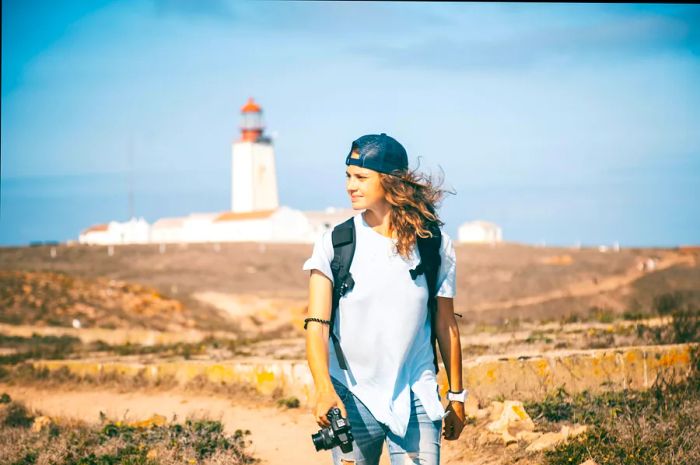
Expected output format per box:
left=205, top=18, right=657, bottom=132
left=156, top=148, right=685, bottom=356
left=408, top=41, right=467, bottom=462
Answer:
left=231, top=97, right=280, bottom=213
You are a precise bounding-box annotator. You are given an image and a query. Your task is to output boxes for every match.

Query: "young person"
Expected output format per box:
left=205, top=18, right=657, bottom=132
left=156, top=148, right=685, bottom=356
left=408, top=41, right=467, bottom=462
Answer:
left=304, top=133, right=466, bottom=465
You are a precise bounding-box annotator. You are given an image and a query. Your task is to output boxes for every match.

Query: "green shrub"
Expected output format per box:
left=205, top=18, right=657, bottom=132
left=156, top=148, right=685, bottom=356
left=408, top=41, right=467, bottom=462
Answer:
left=637, top=293, right=700, bottom=345
left=0, top=334, right=82, bottom=365
left=589, top=306, right=616, bottom=323
left=2, top=401, right=34, bottom=428
left=525, top=330, right=553, bottom=344
left=622, top=299, right=649, bottom=321
left=653, top=292, right=685, bottom=316
left=562, top=313, right=581, bottom=324
left=524, top=387, right=573, bottom=422
left=276, top=397, right=300, bottom=409
left=670, top=307, right=700, bottom=344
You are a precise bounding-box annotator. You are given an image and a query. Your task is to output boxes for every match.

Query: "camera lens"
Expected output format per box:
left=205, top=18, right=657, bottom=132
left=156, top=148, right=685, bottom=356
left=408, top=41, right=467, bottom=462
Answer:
left=311, top=428, right=334, bottom=451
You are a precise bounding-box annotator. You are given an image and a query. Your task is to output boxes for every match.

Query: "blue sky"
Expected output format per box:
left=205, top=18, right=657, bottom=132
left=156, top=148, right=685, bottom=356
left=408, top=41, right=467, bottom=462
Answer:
left=2, top=1, right=699, bottom=247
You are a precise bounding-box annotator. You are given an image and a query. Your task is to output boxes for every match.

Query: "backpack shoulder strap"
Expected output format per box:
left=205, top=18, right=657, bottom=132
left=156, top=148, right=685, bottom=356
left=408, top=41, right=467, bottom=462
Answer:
left=415, top=225, right=442, bottom=295
left=331, top=217, right=356, bottom=296
left=329, top=217, right=356, bottom=370
left=414, top=223, right=442, bottom=372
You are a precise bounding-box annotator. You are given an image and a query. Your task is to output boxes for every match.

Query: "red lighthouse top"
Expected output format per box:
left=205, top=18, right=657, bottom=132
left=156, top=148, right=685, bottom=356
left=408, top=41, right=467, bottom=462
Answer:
left=239, top=97, right=264, bottom=142
left=241, top=97, right=262, bottom=113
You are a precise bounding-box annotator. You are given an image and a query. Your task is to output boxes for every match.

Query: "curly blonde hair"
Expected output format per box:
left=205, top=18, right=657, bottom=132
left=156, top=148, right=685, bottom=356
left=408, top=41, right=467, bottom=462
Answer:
left=379, top=168, right=449, bottom=259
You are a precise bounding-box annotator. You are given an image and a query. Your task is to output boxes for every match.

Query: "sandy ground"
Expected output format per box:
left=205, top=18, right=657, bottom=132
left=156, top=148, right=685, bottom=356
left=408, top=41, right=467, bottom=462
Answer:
left=1, top=383, right=341, bottom=465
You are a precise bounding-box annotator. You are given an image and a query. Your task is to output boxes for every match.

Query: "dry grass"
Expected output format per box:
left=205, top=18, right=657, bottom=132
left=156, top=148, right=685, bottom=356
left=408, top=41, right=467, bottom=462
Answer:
left=0, top=333, right=261, bottom=368
left=526, top=298, right=700, bottom=465
left=0, top=396, right=258, bottom=465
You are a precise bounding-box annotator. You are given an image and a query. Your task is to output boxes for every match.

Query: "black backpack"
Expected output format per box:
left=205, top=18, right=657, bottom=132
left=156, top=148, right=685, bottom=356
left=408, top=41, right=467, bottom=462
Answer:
left=328, top=217, right=443, bottom=373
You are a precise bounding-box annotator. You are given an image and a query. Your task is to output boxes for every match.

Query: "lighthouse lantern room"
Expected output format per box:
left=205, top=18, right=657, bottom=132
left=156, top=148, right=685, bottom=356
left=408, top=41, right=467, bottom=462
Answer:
left=240, top=97, right=264, bottom=142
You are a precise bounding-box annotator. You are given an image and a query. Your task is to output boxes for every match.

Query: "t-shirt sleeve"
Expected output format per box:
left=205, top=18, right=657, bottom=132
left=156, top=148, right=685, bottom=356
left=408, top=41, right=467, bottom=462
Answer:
left=302, top=230, right=334, bottom=284
left=436, top=231, right=456, bottom=298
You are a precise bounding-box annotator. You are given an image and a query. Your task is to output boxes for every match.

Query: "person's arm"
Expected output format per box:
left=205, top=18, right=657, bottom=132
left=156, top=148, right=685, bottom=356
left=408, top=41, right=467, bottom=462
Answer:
left=305, top=269, right=347, bottom=426
left=435, top=296, right=466, bottom=440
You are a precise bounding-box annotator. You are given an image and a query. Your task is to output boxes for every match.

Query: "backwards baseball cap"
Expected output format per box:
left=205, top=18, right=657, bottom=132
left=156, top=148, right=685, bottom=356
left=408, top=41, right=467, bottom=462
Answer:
left=345, top=133, right=408, bottom=175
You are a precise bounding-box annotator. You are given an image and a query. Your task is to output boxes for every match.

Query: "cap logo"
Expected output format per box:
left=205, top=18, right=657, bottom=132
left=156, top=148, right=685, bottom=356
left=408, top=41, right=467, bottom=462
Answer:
left=346, top=133, right=407, bottom=174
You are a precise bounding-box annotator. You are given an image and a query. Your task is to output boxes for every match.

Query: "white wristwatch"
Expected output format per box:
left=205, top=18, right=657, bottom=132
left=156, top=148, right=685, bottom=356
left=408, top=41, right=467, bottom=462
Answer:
left=446, top=389, right=467, bottom=403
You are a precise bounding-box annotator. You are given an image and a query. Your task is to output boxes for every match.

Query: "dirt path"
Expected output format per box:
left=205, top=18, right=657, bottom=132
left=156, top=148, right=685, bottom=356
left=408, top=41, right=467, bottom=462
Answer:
left=0, top=383, right=338, bottom=465
left=472, top=253, right=691, bottom=313
left=0, top=384, right=502, bottom=465
left=192, top=292, right=305, bottom=336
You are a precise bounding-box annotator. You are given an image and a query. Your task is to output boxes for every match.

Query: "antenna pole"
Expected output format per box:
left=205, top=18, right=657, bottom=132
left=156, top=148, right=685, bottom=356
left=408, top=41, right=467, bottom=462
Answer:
left=128, top=136, right=134, bottom=220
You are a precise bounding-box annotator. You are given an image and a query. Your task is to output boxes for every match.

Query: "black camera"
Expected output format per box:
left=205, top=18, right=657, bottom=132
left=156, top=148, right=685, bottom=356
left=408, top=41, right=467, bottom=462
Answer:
left=311, top=407, right=354, bottom=453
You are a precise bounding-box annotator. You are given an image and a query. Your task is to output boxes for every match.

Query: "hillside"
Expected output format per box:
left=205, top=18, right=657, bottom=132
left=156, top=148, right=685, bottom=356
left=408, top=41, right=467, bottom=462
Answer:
left=0, top=270, right=237, bottom=332
left=0, top=242, right=698, bottom=332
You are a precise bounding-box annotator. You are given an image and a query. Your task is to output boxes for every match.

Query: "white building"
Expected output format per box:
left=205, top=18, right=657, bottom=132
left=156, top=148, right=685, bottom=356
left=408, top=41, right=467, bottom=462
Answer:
left=304, top=207, right=357, bottom=239
left=458, top=220, right=502, bottom=244
left=209, top=207, right=314, bottom=243
left=150, top=217, right=185, bottom=243
left=79, top=217, right=150, bottom=245
left=79, top=223, right=111, bottom=245
left=181, top=213, right=221, bottom=242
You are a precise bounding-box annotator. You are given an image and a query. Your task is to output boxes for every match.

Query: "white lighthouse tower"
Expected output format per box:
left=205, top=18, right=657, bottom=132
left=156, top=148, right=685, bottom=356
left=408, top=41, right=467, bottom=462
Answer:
left=231, top=98, right=279, bottom=213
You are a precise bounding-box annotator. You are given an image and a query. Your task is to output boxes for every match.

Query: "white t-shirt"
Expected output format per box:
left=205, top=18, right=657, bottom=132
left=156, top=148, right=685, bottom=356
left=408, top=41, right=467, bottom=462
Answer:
left=303, top=212, right=457, bottom=437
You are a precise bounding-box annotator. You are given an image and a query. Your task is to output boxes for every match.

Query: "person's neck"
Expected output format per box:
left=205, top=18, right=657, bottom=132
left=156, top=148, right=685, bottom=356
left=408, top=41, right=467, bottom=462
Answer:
left=363, top=205, right=393, bottom=238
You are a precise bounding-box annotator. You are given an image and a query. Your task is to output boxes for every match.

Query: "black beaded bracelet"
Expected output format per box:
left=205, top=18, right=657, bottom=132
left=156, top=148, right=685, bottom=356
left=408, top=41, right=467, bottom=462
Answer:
left=304, top=317, right=331, bottom=330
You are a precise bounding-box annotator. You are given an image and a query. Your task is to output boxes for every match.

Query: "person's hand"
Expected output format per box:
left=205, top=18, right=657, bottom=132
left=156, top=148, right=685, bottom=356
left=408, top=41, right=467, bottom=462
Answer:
left=314, top=386, right=347, bottom=427
left=443, top=401, right=466, bottom=440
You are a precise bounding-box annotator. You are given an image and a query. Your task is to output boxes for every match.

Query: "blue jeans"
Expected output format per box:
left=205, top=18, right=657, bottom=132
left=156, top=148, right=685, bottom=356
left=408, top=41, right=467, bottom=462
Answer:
left=330, top=378, right=442, bottom=465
